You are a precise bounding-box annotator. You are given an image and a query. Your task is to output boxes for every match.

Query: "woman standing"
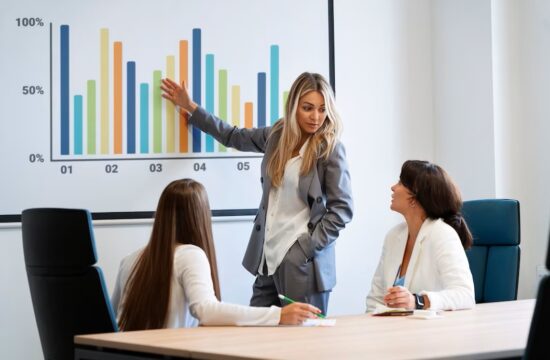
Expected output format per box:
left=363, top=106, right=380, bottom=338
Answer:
left=161, top=72, right=353, bottom=314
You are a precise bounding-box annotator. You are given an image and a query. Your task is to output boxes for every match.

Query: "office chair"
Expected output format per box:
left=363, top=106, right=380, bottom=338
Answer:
left=462, top=199, right=520, bottom=303
left=22, top=208, right=118, bottom=360
left=523, top=229, right=550, bottom=359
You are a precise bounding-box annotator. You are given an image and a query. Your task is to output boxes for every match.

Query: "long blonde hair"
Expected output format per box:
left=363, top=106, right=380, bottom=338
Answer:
left=118, top=179, right=221, bottom=331
left=267, top=72, right=342, bottom=187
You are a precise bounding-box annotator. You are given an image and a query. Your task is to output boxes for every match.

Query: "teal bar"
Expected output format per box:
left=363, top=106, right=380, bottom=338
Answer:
left=270, top=45, right=279, bottom=124
left=74, top=95, right=83, bottom=154
left=205, top=54, right=214, bottom=152
left=140, top=83, right=149, bottom=153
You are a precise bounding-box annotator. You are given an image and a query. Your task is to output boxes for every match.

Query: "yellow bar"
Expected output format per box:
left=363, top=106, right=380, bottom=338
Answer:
left=244, top=102, right=253, bottom=128
left=231, top=85, right=240, bottom=127
left=100, top=29, right=109, bottom=154
left=179, top=40, right=188, bottom=153
left=166, top=56, right=175, bottom=153
left=114, top=41, right=122, bottom=154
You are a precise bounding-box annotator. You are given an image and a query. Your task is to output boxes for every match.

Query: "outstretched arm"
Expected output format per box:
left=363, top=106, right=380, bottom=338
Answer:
left=180, top=247, right=320, bottom=326
left=161, top=78, right=270, bottom=153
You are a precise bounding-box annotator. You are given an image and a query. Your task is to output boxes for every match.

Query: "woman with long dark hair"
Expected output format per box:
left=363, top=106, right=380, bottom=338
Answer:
left=366, top=160, right=475, bottom=312
left=112, top=179, right=320, bottom=330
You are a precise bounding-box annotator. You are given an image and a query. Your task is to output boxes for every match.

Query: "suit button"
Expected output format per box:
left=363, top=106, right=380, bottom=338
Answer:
left=260, top=177, right=264, bottom=183
left=307, top=222, right=313, bottom=229
left=256, top=224, right=261, bottom=231
left=316, top=197, right=322, bottom=203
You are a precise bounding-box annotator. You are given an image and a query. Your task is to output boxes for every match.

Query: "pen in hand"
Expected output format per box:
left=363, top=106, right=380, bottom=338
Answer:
left=278, top=294, right=326, bottom=318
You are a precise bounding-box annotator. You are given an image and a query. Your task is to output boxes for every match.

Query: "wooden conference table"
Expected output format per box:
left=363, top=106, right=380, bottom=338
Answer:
left=75, top=299, right=534, bottom=360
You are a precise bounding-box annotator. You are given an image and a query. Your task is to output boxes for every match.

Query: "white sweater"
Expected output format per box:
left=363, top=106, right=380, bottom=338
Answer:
left=366, top=218, right=475, bottom=312
left=111, top=244, right=281, bottom=328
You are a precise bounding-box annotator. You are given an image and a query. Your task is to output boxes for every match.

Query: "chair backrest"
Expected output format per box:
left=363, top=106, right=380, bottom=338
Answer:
left=462, top=199, right=520, bottom=303
left=22, top=208, right=118, bottom=360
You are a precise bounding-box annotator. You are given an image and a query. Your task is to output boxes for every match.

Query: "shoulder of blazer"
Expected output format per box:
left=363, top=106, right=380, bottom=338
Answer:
left=420, top=218, right=459, bottom=246
left=315, top=139, right=346, bottom=173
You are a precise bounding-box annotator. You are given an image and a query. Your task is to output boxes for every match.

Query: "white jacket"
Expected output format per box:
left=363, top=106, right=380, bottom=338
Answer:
left=112, top=244, right=281, bottom=328
left=366, top=218, right=475, bottom=312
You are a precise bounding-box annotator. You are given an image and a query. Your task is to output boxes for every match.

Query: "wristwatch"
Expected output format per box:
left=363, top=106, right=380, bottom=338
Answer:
left=414, top=293, right=425, bottom=309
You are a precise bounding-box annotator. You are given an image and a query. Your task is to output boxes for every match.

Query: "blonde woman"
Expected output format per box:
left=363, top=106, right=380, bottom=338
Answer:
left=161, top=73, right=353, bottom=314
left=112, top=179, right=320, bottom=330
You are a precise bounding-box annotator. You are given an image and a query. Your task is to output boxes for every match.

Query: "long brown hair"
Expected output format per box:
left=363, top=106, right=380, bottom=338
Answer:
left=399, top=160, right=473, bottom=249
left=267, top=72, right=342, bottom=187
left=118, top=179, right=221, bottom=331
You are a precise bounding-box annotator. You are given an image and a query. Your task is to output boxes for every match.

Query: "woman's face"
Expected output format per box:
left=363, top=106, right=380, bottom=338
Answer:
left=390, top=181, right=415, bottom=214
left=296, top=91, right=326, bottom=136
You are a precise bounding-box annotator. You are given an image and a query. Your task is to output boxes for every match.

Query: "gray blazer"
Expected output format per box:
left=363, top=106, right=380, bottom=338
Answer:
left=189, top=107, right=353, bottom=292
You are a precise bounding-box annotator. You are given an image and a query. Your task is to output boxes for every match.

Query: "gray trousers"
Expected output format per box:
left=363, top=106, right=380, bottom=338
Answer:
left=249, top=241, right=330, bottom=314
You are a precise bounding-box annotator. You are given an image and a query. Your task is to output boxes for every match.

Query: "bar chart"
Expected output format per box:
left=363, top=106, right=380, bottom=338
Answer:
left=0, top=0, right=331, bottom=218
left=55, top=24, right=288, bottom=159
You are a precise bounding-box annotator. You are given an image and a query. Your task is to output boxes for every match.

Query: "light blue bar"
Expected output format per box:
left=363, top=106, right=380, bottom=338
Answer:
left=140, top=83, right=149, bottom=153
left=74, top=95, right=83, bottom=154
left=270, top=45, right=279, bottom=124
left=205, top=54, right=214, bottom=152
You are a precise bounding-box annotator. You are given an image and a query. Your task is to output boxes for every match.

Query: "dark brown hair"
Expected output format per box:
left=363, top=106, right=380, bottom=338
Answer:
left=118, top=179, right=221, bottom=331
left=400, top=160, right=472, bottom=249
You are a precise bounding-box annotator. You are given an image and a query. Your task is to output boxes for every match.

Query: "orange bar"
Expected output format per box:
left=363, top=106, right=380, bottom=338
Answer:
left=244, top=102, right=253, bottom=128
left=114, top=41, right=122, bottom=154
left=179, top=40, right=188, bottom=153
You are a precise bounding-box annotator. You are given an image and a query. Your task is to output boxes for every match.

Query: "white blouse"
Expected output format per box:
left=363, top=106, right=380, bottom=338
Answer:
left=262, top=140, right=310, bottom=275
left=112, top=244, right=281, bottom=328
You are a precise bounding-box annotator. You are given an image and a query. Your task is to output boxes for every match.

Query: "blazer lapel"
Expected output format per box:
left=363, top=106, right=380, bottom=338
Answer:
left=390, top=227, right=408, bottom=284
left=298, top=170, right=314, bottom=206
left=404, top=218, right=434, bottom=288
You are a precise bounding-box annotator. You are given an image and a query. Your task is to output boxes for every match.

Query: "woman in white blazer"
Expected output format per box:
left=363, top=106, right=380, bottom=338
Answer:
left=366, top=160, right=475, bottom=312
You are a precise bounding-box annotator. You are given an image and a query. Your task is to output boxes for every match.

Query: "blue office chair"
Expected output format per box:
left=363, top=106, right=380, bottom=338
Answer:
left=462, top=199, right=520, bottom=303
left=22, top=208, right=118, bottom=360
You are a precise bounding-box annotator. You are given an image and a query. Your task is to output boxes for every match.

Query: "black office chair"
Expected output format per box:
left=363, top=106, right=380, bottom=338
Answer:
left=22, top=208, right=118, bottom=360
left=462, top=199, right=521, bottom=303
left=523, top=230, right=550, bottom=359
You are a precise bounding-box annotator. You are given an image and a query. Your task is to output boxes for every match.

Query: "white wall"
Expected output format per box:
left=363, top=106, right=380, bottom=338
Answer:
left=2, top=0, right=550, bottom=358
left=432, top=0, right=496, bottom=199
left=491, top=0, right=550, bottom=298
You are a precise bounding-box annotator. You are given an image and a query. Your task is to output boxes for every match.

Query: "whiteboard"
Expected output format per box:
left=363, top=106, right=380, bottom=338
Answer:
left=0, top=0, right=333, bottom=221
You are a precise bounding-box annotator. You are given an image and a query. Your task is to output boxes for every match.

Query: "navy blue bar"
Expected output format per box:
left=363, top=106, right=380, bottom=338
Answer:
left=192, top=28, right=201, bottom=152
left=60, top=25, right=70, bottom=155
left=127, top=61, right=136, bottom=154
left=257, top=72, right=266, bottom=128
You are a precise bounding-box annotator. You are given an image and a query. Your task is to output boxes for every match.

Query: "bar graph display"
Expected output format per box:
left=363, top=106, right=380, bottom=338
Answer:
left=55, top=25, right=286, bottom=159
left=0, top=0, right=331, bottom=220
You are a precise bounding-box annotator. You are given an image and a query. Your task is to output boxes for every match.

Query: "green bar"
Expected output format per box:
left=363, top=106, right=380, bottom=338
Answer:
left=153, top=70, right=162, bottom=153
left=218, top=69, right=227, bottom=152
left=87, top=80, right=96, bottom=154
left=283, top=91, right=289, bottom=111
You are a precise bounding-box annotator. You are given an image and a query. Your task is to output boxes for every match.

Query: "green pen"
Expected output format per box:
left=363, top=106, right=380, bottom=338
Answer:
left=278, top=294, right=326, bottom=318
